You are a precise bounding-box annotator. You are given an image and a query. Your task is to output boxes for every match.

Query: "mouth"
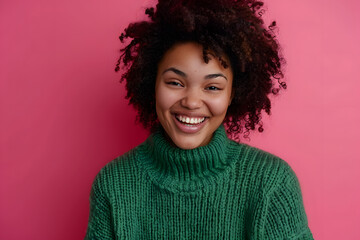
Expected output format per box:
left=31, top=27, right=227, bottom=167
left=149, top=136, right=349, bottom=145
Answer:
left=172, top=113, right=208, bottom=134
left=174, top=114, right=206, bottom=125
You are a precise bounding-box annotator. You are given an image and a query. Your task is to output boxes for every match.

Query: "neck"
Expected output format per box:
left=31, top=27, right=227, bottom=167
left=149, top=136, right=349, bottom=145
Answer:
left=138, top=125, right=242, bottom=194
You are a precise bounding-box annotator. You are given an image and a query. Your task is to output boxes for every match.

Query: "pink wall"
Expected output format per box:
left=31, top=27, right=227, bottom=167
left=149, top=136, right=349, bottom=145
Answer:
left=1, top=0, right=359, bottom=239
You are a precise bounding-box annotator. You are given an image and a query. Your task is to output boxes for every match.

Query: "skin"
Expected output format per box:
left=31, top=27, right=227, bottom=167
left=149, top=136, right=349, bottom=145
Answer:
left=155, top=42, right=233, bottom=149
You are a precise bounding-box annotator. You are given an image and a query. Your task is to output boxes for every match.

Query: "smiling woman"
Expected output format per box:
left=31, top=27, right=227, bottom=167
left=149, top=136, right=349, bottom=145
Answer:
left=84, top=0, right=314, bottom=239
left=155, top=42, right=233, bottom=149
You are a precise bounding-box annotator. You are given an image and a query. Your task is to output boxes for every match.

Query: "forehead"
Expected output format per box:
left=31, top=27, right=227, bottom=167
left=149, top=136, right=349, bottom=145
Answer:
left=157, top=42, right=232, bottom=77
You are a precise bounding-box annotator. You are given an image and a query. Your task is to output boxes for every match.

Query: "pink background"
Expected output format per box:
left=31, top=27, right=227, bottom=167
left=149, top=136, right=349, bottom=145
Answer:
left=1, top=0, right=359, bottom=239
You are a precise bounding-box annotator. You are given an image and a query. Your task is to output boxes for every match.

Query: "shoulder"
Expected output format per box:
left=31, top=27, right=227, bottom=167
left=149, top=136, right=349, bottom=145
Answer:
left=234, top=143, right=314, bottom=238
left=90, top=143, right=147, bottom=195
left=231, top=141, right=299, bottom=195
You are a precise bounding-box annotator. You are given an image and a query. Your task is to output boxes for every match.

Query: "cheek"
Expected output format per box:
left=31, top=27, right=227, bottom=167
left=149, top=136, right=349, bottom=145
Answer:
left=207, top=95, right=230, bottom=117
left=155, top=85, right=177, bottom=116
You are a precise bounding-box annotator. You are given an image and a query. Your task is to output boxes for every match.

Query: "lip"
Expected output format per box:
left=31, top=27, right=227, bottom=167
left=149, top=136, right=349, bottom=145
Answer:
left=171, top=111, right=208, bottom=118
left=172, top=113, right=208, bottom=134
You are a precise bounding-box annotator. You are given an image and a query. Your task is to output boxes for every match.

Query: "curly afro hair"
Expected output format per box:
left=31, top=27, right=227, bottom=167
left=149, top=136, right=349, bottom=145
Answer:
left=115, top=0, right=286, bottom=141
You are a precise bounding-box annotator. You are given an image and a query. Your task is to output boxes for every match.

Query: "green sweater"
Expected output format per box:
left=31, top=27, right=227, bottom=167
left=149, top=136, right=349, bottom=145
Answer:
left=84, top=126, right=313, bottom=239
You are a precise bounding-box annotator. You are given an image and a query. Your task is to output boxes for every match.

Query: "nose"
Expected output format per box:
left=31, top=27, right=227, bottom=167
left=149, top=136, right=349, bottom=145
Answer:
left=180, top=89, right=203, bottom=109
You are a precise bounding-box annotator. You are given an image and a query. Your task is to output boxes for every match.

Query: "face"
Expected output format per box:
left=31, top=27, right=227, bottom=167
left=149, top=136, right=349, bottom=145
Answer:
left=155, top=42, right=233, bottom=149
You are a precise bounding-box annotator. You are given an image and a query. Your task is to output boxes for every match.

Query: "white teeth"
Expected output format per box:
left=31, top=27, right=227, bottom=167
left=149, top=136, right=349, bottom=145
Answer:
left=176, top=115, right=205, bottom=124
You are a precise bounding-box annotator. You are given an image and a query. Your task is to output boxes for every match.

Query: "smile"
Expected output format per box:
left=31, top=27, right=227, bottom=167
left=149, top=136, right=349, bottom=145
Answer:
left=172, top=114, right=208, bottom=134
left=175, top=115, right=206, bottom=125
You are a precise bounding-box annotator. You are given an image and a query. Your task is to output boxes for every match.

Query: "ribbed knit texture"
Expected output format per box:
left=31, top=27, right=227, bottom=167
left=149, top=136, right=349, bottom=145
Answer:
left=84, top=126, right=313, bottom=239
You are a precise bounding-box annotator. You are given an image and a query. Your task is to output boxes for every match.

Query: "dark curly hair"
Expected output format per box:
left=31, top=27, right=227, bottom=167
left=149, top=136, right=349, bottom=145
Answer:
left=115, top=0, right=286, bottom=140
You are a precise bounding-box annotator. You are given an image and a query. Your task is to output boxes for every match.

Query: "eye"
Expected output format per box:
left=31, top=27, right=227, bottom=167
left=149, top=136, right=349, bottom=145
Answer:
left=166, top=81, right=183, bottom=87
left=206, top=86, right=221, bottom=91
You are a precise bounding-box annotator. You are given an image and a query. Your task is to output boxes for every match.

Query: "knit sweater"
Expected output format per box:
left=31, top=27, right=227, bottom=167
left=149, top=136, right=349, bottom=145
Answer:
left=84, top=126, right=313, bottom=239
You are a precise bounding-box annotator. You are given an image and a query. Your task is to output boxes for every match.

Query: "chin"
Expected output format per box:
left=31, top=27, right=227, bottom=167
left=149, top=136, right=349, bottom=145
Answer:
left=175, top=141, right=199, bottom=150
left=170, top=134, right=208, bottom=150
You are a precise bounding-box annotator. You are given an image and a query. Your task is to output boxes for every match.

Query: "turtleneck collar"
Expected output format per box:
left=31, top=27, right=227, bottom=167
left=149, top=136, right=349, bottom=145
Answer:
left=137, top=125, right=241, bottom=194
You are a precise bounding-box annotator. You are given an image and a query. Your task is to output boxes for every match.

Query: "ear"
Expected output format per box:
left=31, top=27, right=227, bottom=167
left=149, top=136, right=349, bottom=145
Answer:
left=229, top=89, right=235, bottom=106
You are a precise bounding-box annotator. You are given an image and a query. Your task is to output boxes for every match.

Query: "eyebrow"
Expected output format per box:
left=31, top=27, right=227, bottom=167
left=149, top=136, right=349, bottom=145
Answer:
left=162, top=67, right=227, bottom=80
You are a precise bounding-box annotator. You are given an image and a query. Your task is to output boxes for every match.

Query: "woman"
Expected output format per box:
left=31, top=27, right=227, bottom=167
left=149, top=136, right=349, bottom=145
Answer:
left=85, top=0, right=313, bottom=239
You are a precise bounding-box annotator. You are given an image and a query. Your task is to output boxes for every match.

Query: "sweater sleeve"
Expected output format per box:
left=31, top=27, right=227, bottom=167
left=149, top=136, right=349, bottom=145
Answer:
left=260, top=166, right=314, bottom=239
left=84, top=168, right=115, bottom=240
